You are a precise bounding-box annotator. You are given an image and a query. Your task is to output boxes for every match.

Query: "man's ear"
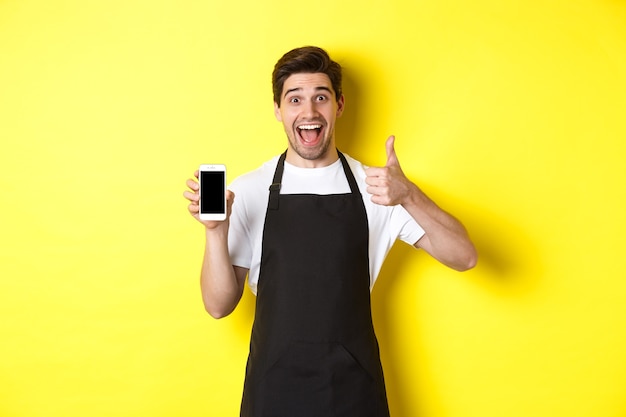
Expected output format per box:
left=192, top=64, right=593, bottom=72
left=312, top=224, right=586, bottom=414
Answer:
left=274, top=101, right=282, bottom=122
left=336, top=94, right=345, bottom=117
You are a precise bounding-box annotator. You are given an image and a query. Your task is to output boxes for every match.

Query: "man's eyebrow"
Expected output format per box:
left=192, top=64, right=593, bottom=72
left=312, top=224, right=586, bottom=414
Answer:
left=283, top=86, right=333, bottom=99
left=283, top=87, right=302, bottom=98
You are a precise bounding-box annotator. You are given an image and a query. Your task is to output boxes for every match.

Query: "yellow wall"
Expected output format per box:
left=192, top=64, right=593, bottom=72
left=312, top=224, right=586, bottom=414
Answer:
left=1, top=1, right=625, bottom=416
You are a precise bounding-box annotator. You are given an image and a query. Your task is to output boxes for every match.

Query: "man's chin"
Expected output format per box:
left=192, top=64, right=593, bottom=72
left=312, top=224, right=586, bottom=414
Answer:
left=287, top=132, right=335, bottom=161
left=296, top=144, right=329, bottom=161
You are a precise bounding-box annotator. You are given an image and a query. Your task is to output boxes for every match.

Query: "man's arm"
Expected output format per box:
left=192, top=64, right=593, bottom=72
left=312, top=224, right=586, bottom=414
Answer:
left=365, top=136, right=478, bottom=271
left=184, top=172, right=249, bottom=318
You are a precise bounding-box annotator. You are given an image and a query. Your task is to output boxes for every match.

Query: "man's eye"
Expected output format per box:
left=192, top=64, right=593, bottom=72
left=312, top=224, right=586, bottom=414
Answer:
left=316, top=95, right=327, bottom=101
left=289, top=97, right=300, bottom=103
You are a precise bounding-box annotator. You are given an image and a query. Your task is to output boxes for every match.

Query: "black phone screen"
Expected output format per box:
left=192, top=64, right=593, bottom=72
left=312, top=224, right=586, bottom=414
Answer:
left=200, top=171, right=225, bottom=214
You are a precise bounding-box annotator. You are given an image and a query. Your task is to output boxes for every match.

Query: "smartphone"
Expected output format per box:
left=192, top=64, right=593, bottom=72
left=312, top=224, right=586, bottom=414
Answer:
left=198, top=164, right=227, bottom=221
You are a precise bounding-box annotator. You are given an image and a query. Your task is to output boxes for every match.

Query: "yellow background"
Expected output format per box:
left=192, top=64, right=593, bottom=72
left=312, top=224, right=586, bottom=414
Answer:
left=1, top=0, right=625, bottom=416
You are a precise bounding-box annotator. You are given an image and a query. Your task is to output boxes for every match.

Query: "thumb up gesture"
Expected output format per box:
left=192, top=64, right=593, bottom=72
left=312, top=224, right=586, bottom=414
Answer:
left=365, top=135, right=414, bottom=206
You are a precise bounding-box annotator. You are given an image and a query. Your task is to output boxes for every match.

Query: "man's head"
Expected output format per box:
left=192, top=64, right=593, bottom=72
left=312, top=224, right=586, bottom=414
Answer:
left=272, top=46, right=342, bottom=107
left=272, top=47, right=345, bottom=167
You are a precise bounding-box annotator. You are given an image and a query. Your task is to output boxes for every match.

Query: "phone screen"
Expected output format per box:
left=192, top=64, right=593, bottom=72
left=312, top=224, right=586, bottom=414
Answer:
left=200, top=170, right=225, bottom=214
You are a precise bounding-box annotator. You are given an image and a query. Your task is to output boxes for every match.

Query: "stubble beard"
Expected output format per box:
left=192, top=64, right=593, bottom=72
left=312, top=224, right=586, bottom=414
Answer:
left=287, top=125, right=334, bottom=161
left=290, top=136, right=331, bottom=160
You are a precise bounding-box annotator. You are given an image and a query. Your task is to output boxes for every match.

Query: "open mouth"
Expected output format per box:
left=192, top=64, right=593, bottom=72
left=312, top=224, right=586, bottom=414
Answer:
left=297, top=124, right=323, bottom=145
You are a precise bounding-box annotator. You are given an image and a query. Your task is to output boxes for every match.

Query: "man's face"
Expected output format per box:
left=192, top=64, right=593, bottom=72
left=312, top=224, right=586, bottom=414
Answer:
left=274, top=73, right=344, bottom=167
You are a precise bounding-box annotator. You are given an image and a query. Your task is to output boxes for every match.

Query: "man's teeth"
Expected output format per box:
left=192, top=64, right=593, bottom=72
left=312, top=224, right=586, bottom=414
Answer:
left=298, top=125, right=322, bottom=130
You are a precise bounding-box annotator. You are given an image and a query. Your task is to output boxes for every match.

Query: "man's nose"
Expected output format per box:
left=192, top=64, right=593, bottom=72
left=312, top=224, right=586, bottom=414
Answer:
left=302, top=100, right=319, bottom=117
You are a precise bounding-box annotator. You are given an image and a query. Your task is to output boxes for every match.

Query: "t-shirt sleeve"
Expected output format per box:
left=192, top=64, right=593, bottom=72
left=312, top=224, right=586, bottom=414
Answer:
left=227, top=180, right=253, bottom=269
left=394, top=205, right=426, bottom=246
left=348, top=154, right=425, bottom=247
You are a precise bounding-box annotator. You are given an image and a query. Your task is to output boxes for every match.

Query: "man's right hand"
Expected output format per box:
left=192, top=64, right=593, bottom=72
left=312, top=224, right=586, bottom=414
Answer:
left=183, top=170, right=235, bottom=229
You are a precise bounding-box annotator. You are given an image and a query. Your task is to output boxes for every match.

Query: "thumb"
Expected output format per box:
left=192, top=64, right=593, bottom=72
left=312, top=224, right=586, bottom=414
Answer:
left=385, top=135, right=400, bottom=167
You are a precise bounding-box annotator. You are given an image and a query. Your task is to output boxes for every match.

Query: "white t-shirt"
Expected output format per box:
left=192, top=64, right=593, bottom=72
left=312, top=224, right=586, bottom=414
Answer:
left=228, top=153, right=425, bottom=294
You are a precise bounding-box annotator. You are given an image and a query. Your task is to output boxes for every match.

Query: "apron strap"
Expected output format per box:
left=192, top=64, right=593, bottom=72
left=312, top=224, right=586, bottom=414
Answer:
left=268, top=150, right=358, bottom=211
left=268, top=151, right=287, bottom=210
left=337, top=151, right=360, bottom=195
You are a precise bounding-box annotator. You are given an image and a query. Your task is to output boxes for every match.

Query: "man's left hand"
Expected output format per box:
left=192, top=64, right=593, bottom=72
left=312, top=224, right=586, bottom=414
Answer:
left=365, top=135, right=414, bottom=206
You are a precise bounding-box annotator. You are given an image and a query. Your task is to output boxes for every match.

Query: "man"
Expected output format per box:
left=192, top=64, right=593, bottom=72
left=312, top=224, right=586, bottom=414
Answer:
left=184, top=46, right=477, bottom=417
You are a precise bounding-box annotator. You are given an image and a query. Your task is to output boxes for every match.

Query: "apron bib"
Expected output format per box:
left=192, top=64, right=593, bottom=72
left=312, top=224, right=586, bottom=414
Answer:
left=240, top=151, right=390, bottom=417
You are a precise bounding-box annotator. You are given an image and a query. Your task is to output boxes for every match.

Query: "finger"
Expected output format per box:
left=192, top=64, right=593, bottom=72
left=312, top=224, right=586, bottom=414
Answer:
left=225, top=190, right=235, bottom=207
left=368, top=192, right=391, bottom=206
left=366, top=185, right=382, bottom=197
left=186, top=178, right=199, bottom=191
left=385, top=135, right=400, bottom=167
left=188, top=202, right=199, bottom=215
left=183, top=190, right=199, bottom=202
left=365, top=175, right=388, bottom=189
left=364, top=166, right=387, bottom=179
left=225, top=190, right=235, bottom=216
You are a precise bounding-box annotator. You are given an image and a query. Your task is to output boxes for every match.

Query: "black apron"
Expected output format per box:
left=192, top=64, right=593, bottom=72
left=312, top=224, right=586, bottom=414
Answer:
left=240, top=151, right=390, bottom=417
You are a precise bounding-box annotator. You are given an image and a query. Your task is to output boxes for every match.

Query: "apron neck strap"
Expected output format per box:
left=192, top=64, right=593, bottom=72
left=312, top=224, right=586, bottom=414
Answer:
left=337, top=151, right=360, bottom=195
left=267, top=150, right=358, bottom=211
left=268, top=151, right=287, bottom=210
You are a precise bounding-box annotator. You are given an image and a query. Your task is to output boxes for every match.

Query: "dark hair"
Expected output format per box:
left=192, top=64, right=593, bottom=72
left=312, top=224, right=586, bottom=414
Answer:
left=272, top=46, right=342, bottom=106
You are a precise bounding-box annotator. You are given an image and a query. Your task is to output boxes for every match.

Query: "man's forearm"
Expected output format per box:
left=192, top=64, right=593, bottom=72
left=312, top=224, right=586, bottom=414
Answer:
left=404, top=183, right=477, bottom=271
left=200, top=227, right=245, bottom=319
